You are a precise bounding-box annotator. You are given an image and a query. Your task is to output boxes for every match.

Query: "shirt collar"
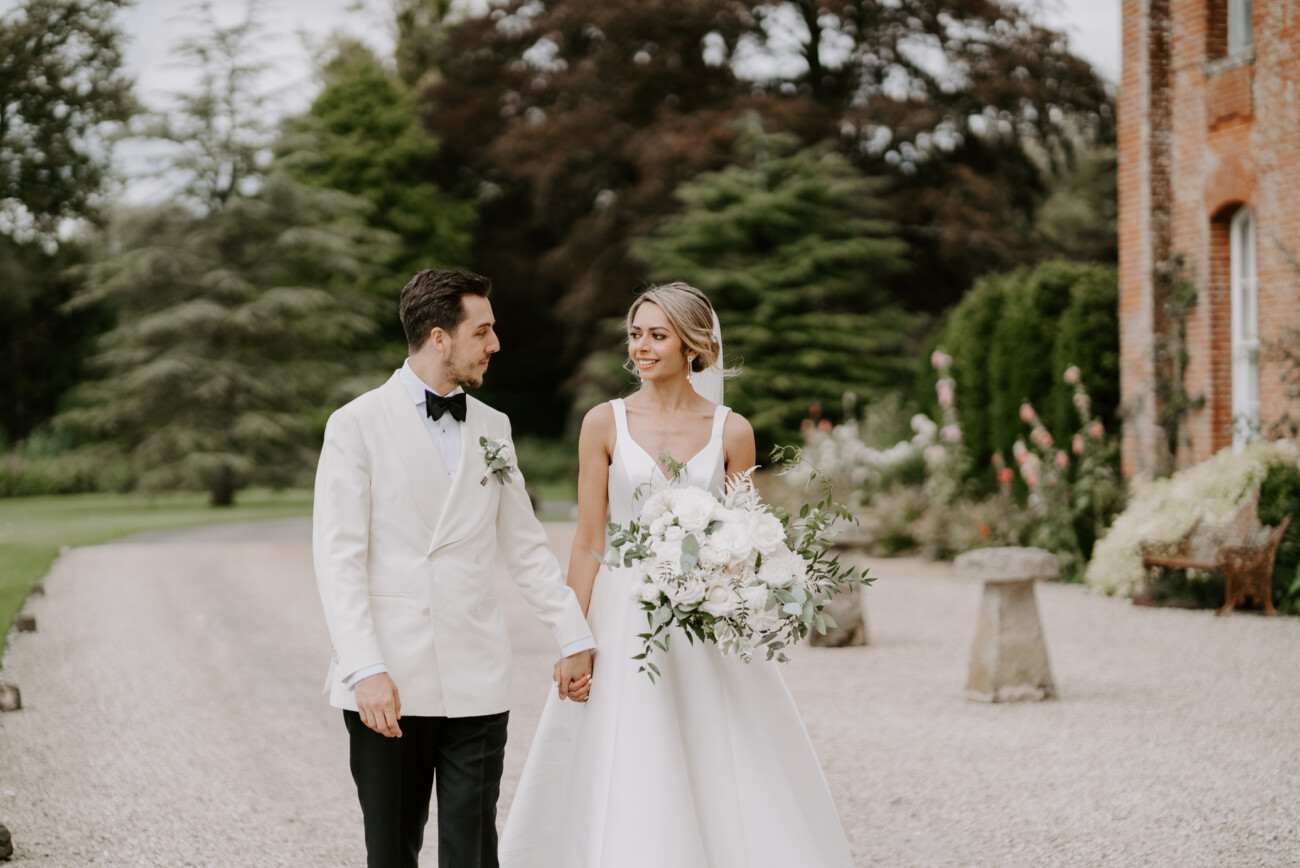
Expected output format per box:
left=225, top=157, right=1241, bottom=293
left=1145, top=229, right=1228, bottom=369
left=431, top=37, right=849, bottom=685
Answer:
left=399, top=359, right=464, bottom=406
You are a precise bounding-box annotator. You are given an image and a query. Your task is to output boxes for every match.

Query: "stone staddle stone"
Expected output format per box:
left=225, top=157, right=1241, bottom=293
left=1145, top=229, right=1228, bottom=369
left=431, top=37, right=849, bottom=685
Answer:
left=954, top=547, right=1058, bottom=703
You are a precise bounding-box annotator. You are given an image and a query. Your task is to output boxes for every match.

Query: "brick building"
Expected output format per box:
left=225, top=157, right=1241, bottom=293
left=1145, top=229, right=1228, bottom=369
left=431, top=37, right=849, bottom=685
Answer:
left=1119, top=0, right=1300, bottom=475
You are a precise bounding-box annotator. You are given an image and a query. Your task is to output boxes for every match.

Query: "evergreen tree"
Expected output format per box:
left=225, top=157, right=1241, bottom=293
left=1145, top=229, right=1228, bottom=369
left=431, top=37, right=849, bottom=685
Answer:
left=58, top=5, right=385, bottom=505
left=283, top=38, right=474, bottom=353
left=635, top=123, right=918, bottom=451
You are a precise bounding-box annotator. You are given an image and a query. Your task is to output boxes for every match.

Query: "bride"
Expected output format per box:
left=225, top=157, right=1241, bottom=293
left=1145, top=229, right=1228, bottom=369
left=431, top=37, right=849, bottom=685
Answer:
left=499, top=282, right=856, bottom=868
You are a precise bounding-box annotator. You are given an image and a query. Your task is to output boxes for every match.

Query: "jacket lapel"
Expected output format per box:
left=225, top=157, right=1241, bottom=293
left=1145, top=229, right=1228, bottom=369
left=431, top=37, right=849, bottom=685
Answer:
left=377, top=373, right=451, bottom=535
left=431, top=396, right=493, bottom=552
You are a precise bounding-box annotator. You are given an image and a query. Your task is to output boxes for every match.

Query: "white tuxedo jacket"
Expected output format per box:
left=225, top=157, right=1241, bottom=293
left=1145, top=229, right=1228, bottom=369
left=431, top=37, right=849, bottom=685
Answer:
left=312, top=373, right=592, bottom=717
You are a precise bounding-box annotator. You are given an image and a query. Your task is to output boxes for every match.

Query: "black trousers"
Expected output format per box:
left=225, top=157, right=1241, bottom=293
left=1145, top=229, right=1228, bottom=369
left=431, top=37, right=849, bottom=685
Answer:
left=344, top=709, right=510, bottom=868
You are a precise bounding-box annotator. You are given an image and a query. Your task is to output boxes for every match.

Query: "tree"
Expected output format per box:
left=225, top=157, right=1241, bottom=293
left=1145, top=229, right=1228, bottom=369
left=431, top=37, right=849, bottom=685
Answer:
left=58, top=5, right=385, bottom=505
left=635, top=123, right=918, bottom=450
left=0, top=0, right=135, bottom=237
left=753, top=0, right=1115, bottom=311
left=424, top=0, right=788, bottom=430
left=0, top=0, right=134, bottom=442
left=283, top=38, right=474, bottom=353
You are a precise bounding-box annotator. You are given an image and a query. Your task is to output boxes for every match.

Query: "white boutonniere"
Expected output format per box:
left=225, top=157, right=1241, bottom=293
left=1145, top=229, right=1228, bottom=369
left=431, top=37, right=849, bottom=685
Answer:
left=479, top=436, right=517, bottom=486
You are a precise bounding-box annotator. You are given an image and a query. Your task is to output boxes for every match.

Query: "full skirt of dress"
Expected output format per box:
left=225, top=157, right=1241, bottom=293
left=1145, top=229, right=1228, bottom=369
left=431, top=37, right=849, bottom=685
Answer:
left=498, top=557, right=857, bottom=868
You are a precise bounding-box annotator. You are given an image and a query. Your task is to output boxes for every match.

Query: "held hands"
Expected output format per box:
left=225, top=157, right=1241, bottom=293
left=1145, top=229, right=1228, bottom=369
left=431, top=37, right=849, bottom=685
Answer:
left=354, top=672, right=402, bottom=737
left=554, top=649, right=593, bottom=702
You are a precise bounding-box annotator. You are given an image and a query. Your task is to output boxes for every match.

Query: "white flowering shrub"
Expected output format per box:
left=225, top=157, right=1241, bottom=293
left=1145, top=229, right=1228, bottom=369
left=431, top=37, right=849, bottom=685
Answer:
left=1085, top=439, right=1300, bottom=596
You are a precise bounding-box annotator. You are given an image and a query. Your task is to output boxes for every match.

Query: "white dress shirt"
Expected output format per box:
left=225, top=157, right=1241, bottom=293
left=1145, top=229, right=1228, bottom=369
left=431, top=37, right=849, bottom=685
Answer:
left=346, top=360, right=594, bottom=690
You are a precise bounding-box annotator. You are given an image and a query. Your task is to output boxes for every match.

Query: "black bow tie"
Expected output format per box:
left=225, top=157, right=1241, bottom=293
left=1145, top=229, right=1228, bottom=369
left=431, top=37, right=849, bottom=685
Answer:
left=425, top=390, right=467, bottom=422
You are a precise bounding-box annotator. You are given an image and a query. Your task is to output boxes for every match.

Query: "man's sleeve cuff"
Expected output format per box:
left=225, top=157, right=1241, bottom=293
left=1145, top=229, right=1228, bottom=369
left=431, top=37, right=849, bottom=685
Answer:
left=560, top=637, right=596, bottom=658
left=344, top=663, right=388, bottom=690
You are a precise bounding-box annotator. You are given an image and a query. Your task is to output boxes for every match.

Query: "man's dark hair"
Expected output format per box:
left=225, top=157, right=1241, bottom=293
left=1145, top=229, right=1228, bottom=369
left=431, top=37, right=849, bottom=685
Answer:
left=399, top=269, right=492, bottom=351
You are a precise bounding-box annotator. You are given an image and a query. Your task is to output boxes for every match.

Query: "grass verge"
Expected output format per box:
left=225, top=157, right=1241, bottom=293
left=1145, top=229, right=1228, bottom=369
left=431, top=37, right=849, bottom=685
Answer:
left=0, top=490, right=312, bottom=661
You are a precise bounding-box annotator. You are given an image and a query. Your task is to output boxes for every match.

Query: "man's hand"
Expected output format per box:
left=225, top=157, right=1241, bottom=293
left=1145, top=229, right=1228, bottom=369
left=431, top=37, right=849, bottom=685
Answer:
left=555, top=649, right=593, bottom=702
left=354, top=672, right=402, bottom=737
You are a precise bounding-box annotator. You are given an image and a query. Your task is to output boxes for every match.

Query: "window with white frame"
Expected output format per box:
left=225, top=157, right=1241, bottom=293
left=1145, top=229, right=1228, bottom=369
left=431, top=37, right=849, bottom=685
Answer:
left=1231, top=206, right=1258, bottom=448
left=1228, top=0, right=1253, bottom=56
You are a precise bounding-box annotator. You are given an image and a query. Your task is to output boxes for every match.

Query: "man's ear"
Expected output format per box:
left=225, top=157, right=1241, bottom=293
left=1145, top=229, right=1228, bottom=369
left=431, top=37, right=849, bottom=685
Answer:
left=428, top=326, right=447, bottom=352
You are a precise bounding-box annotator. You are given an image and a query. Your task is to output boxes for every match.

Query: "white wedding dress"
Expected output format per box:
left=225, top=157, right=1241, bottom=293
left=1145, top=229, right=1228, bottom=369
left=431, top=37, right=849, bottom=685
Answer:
left=499, top=399, right=856, bottom=868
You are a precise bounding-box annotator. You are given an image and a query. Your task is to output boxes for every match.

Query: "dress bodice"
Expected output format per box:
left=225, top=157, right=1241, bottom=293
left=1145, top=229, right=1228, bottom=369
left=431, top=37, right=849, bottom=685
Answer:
left=607, top=398, right=730, bottom=527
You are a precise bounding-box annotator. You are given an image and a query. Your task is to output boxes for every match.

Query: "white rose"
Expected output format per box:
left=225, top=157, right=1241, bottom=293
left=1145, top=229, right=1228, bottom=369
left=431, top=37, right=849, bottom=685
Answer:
left=757, top=548, right=806, bottom=588
left=666, top=574, right=707, bottom=607
left=739, top=585, right=783, bottom=634
left=649, top=515, right=671, bottom=537
left=662, top=524, right=686, bottom=543
left=672, top=488, right=717, bottom=533
left=709, top=521, right=753, bottom=565
left=650, top=537, right=684, bottom=566
left=639, top=488, right=672, bottom=523
left=747, top=512, right=787, bottom=556
left=700, top=583, right=742, bottom=618
left=497, top=443, right=516, bottom=466
left=637, top=579, right=664, bottom=604
left=697, top=540, right=728, bottom=568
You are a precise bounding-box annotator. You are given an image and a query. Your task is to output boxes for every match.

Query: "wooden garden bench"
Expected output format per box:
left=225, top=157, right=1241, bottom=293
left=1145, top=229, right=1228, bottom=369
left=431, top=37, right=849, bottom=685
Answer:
left=1139, top=494, right=1291, bottom=616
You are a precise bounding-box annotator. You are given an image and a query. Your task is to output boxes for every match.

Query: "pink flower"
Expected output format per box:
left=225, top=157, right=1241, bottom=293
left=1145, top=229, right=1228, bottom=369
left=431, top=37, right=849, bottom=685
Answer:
left=809, top=404, right=821, bottom=419
left=1022, top=470, right=1039, bottom=488
left=1072, top=434, right=1084, bottom=455
left=923, top=445, right=947, bottom=464
left=978, top=524, right=991, bottom=538
left=801, top=419, right=813, bottom=435
left=1073, top=392, right=1091, bottom=413
left=931, top=350, right=953, bottom=370
left=1019, top=403, right=1037, bottom=424
left=1054, top=451, right=1069, bottom=469
left=936, top=379, right=955, bottom=407
left=818, top=419, right=832, bottom=433
left=997, top=468, right=1014, bottom=484
left=991, top=453, right=1005, bottom=469
left=1089, top=421, right=1105, bottom=439
left=940, top=424, right=961, bottom=443
left=1063, top=365, right=1082, bottom=385
left=1040, top=430, right=1054, bottom=449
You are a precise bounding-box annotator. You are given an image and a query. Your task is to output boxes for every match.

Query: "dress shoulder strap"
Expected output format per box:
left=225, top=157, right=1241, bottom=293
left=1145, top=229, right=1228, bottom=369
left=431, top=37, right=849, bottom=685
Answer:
left=610, top=398, right=630, bottom=441
left=709, top=404, right=731, bottom=442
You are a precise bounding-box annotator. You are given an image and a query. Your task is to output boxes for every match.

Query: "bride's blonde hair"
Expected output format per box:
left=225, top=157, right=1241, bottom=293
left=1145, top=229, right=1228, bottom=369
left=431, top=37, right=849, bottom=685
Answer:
left=624, top=282, right=737, bottom=378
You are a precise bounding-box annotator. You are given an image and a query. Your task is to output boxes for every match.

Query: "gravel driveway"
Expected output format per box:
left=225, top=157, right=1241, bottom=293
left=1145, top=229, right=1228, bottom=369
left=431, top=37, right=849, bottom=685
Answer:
left=1, top=520, right=1298, bottom=866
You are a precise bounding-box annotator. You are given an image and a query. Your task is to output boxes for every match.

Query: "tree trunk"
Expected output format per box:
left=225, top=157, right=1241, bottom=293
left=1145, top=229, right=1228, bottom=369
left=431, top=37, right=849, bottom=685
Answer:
left=210, top=464, right=235, bottom=507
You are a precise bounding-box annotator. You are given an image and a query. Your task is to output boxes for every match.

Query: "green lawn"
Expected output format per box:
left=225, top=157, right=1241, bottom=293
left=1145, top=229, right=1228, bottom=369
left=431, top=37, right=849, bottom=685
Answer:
left=0, top=490, right=312, bottom=659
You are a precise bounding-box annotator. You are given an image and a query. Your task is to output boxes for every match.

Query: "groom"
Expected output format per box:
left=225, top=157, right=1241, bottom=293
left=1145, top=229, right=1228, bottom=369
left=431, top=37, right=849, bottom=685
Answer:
left=313, top=269, right=595, bottom=868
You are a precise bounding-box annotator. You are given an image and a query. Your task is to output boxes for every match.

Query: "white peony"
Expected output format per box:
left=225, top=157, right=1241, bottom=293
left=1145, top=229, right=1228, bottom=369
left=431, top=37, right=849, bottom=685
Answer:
left=650, top=537, right=684, bottom=565
left=747, top=512, right=787, bottom=556
left=740, top=585, right=783, bottom=634
left=670, top=487, right=717, bottom=533
left=757, top=548, right=806, bottom=589
left=700, top=583, right=742, bottom=617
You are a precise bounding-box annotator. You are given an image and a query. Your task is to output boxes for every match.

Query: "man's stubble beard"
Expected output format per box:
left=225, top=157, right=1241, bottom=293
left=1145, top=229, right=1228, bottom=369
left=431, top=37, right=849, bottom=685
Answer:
left=442, top=356, right=484, bottom=390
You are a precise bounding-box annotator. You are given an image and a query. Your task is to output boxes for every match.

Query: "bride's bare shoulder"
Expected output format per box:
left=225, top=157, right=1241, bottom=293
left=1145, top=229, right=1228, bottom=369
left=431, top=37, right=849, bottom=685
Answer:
left=579, top=402, right=617, bottom=448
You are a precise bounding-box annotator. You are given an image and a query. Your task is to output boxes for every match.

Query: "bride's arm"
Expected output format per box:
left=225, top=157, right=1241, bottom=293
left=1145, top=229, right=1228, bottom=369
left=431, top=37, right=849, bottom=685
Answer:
left=722, top=412, right=757, bottom=478
left=566, top=404, right=615, bottom=616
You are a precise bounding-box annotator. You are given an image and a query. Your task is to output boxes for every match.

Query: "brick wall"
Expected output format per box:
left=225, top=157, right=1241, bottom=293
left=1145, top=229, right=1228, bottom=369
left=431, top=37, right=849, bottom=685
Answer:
left=1120, top=0, right=1300, bottom=475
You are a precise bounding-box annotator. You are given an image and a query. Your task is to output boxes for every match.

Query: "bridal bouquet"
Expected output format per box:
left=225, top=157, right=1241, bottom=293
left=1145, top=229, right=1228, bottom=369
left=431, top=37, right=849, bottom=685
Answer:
left=604, top=448, right=871, bottom=682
